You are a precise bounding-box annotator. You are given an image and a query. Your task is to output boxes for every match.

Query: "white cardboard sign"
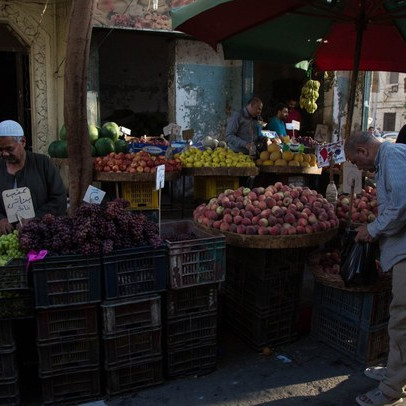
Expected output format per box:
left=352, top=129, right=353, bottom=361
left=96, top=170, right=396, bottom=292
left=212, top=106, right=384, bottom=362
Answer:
left=314, top=124, right=329, bottom=143
left=83, top=185, right=106, bottom=204
left=155, top=165, right=165, bottom=190
left=316, top=140, right=346, bottom=168
left=2, top=187, right=35, bottom=223
left=342, top=162, right=363, bottom=194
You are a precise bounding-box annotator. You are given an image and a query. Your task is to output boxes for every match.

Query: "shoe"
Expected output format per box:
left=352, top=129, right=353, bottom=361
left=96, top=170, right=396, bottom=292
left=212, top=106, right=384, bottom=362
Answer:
left=364, top=366, right=387, bottom=381
left=356, top=388, right=403, bottom=406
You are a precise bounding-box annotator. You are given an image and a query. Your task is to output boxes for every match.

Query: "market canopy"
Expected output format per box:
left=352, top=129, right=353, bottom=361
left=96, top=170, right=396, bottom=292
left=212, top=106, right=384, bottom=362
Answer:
left=172, top=0, right=406, bottom=73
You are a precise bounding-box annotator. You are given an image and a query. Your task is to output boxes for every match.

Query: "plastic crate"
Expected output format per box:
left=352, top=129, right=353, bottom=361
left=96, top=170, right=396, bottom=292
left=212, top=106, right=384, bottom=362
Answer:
left=102, top=295, right=161, bottom=335
left=223, top=294, right=299, bottom=350
left=312, top=307, right=389, bottom=365
left=0, top=259, right=28, bottom=291
left=36, top=304, right=98, bottom=340
left=105, top=356, right=163, bottom=396
left=313, top=283, right=391, bottom=328
left=103, top=327, right=162, bottom=366
left=0, top=289, right=34, bottom=320
left=0, top=347, right=17, bottom=379
left=0, top=376, right=19, bottom=405
left=122, top=181, right=159, bottom=210
left=37, top=335, right=99, bottom=373
left=165, top=340, right=217, bottom=378
left=103, top=246, right=167, bottom=300
left=40, top=367, right=101, bottom=405
left=193, top=176, right=239, bottom=200
left=162, top=221, right=226, bottom=289
left=166, top=312, right=217, bottom=347
left=31, top=254, right=102, bottom=308
left=0, top=320, right=14, bottom=349
left=165, top=284, right=218, bottom=319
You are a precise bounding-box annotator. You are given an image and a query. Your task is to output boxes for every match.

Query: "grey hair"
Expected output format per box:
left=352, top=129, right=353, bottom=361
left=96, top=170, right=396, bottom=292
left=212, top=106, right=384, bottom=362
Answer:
left=13, top=136, right=24, bottom=143
left=344, top=131, right=375, bottom=154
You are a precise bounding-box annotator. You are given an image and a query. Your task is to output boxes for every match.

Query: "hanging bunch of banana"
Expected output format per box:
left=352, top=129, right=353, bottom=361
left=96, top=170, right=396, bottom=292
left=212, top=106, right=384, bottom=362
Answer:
left=299, top=79, right=320, bottom=114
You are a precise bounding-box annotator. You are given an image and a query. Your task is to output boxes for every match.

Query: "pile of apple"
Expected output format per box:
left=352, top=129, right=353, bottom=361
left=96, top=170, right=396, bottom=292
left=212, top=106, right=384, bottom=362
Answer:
left=310, top=249, right=341, bottom=275
left=93, top=151, right=181, bottom=173
left=130, top=136, right=169, bottom=146
left=193, top=182, right=339, bottom=235
left=336, top=186, right=377, bottom=223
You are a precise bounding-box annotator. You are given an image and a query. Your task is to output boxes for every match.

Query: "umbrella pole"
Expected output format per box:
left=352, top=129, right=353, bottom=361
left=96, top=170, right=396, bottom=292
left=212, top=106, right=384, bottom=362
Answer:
left=345, top=0, right=366, bottom=139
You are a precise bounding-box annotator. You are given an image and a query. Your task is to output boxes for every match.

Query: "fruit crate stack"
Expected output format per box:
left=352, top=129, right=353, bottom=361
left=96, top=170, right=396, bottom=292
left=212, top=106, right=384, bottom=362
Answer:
left=31, top=254, right=103, bottom=405
left=311, top=281, right=392, bottom=365
left=0, top=320, right=19, bottom=406
left=101, top=245, right=168, bottom=395
left=162, top=220, right=226, bottom=378
left=223, top=246, right=305, bottom=351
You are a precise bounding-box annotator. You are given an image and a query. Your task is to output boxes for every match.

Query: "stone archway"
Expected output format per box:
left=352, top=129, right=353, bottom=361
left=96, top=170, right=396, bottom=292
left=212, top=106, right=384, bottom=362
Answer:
left=0, top=4, right=52, bottom=154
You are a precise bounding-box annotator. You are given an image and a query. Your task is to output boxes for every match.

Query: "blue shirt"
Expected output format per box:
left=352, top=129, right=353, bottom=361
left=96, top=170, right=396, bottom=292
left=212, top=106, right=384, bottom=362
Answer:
left=367, top=142, right=406, bottom=271
left=266, top=116, right=287, bottom=136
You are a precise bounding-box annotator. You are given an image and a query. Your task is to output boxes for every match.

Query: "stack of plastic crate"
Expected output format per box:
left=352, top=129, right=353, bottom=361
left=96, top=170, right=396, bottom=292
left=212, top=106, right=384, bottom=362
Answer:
left=311, top=281, right=392, bottom=365
left=162, top=220, right=226, bottom=378
left=101, top=245, right=168, bottom=395
left=31, top=254, right=102, bottom=404
left=223, top=246, right=305, bottom=350
left=0, top=320, right=18, bottom=406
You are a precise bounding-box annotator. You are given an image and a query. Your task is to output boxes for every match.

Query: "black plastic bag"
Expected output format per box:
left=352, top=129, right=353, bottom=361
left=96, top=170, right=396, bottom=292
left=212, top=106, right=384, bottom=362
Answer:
left=340, top=229, right=379, bottom=287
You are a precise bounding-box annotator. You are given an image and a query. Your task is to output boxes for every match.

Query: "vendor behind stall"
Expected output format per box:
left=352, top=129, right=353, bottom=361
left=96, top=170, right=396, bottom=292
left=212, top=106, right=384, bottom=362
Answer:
left=226, top=97, right=263, bottom=156
left=0, top=120, right=67, bottom=235
left=266, top=102, right=288, bottom=141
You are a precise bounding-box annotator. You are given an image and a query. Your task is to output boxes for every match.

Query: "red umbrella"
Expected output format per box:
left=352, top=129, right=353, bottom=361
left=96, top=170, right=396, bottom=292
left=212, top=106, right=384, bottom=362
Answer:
left=172, top=0, right=406, bottom=135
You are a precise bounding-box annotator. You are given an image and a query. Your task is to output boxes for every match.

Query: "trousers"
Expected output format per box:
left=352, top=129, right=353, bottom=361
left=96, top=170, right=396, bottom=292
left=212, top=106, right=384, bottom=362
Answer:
left=379, top=259, right=406, bottom=398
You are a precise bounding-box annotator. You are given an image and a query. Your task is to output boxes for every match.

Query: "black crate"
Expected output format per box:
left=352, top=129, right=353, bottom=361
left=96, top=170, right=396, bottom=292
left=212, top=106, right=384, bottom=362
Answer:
left=162, top=221, right=226, bottom=289
left=102, top=295, right=161, bottom=335
left=223, top=295, right=299, bottom=350
left=166, top=312, right=217, bottom=347
left=105, top=356, right=163, bottom=396
left=0, top=376, right=19, bottom=405
left=313, top=283, right=391, bottom=328
left=312, top=306, right=389, bottom=365
left=40, top=367, right=101, bottom=405
left=37, top=335, right=99, bottom=373
left=0, top=320, right=14, bottom=349
left=0, top=259, right=28, bottom=291
left=103, top=246, right=167, bottom=300
left=0, top=346, right=17, bottom=380
left=226, top=245, right=306, bottom=281
left=165, top=284, right=218, bottom=319
left=165, top=340, right=217, bottom=378
left=103, top=327, right=162, bottom=366
left=36, top=304, right=98, bottom=340
left=0, top=289, right=34, bottom=320
left=31, top=254, right=102, bottom=308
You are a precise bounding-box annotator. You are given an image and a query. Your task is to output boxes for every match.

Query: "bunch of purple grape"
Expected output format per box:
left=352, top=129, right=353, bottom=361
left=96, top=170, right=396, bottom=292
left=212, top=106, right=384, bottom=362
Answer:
left=162, top=232, right=198, bottom=242
left=18, top=199, right=162, bottom=256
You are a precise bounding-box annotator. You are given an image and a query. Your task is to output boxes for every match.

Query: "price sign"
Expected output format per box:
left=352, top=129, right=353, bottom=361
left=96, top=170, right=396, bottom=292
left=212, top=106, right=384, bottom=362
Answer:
left=342, top=162, right=362, bottom=194
left=314, top=124, right=329, bottom=143
left=2, top=187, right=35, bottom=223
left=163, top=123, right=181, bottom=138
left=155, top=165, right=165, bottom=190
left=120, top=126, right=131, bottom=136
left=83, top=185, right=106, bottom=204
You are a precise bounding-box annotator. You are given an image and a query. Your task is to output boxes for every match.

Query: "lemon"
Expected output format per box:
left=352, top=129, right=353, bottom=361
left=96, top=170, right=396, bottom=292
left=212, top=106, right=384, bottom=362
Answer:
left=282, top=150, right=294, bottom=161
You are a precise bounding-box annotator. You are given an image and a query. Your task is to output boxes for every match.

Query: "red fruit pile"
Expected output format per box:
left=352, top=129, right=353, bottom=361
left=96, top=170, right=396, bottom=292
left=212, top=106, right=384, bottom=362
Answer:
left=131, top=137, right=169, bottom=146
left=315, top=250, right=341, bottom=275
left=94, top=151, right=181, bottom=173
left=336, top=186, right=377, bottom=223
left=193, top=182, right=339, bottom=236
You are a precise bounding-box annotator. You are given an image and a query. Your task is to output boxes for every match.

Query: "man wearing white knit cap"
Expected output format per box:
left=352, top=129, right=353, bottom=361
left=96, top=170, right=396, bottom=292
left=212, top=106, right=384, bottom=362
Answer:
left=0, top=120, right=67, bottom=235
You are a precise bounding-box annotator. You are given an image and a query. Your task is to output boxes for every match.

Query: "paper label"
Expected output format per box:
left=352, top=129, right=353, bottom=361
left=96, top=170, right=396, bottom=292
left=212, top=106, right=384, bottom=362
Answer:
left=163, top=123, right=181, bottom=137
left=342, top=162, right=363, bottom=194
left=314, top=124, right=329, bottom=143
left=2, top=187, right=35, bottom=223
left=83, top=185, right=106, bottom=204
left=316, top=140, right=346, bottom=168
left=155, top=165, right=165, bottom=190
left=292, top=120, right=300, bottom=130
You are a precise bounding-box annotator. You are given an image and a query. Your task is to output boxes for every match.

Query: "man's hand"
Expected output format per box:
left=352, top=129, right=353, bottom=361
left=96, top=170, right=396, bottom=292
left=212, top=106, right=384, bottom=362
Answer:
left=0, top=218, right=14, bottom=236
left=355, top=223, right=373, bottom=243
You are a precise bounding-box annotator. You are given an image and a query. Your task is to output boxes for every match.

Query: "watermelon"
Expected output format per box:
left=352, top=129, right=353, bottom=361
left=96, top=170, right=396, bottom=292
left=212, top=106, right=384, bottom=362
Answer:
left=95, top=137, right=115, bottom=156
left=100, top=122, right=120, bottom=142
left=91, top=145, right=97, bottom=157
left=48, top=141, right=59, bottom=157
left=88, top=124, right=99, bottom=145
left=114, top=139, right=128, bottom=153
left=59, top=124, right=67, bottom=141
left=49, top=140, right=68, bottom=158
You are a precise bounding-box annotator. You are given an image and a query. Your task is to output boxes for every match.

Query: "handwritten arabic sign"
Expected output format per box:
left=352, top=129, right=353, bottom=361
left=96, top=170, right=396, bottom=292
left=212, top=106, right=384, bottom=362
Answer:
left=83, top=185, right=106, bottom=205
left=2, top=187, right=35, bottom=223
left=156, top=165, right=165, bottom=190
left=342, top=162, right=362, bottom=194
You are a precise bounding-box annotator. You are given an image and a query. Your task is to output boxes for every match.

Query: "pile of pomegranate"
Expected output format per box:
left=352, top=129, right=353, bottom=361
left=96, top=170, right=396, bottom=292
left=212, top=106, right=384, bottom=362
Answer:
left=336, top=186, right=377, bottom=223
left=193, top=182, right=338, bottom=236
